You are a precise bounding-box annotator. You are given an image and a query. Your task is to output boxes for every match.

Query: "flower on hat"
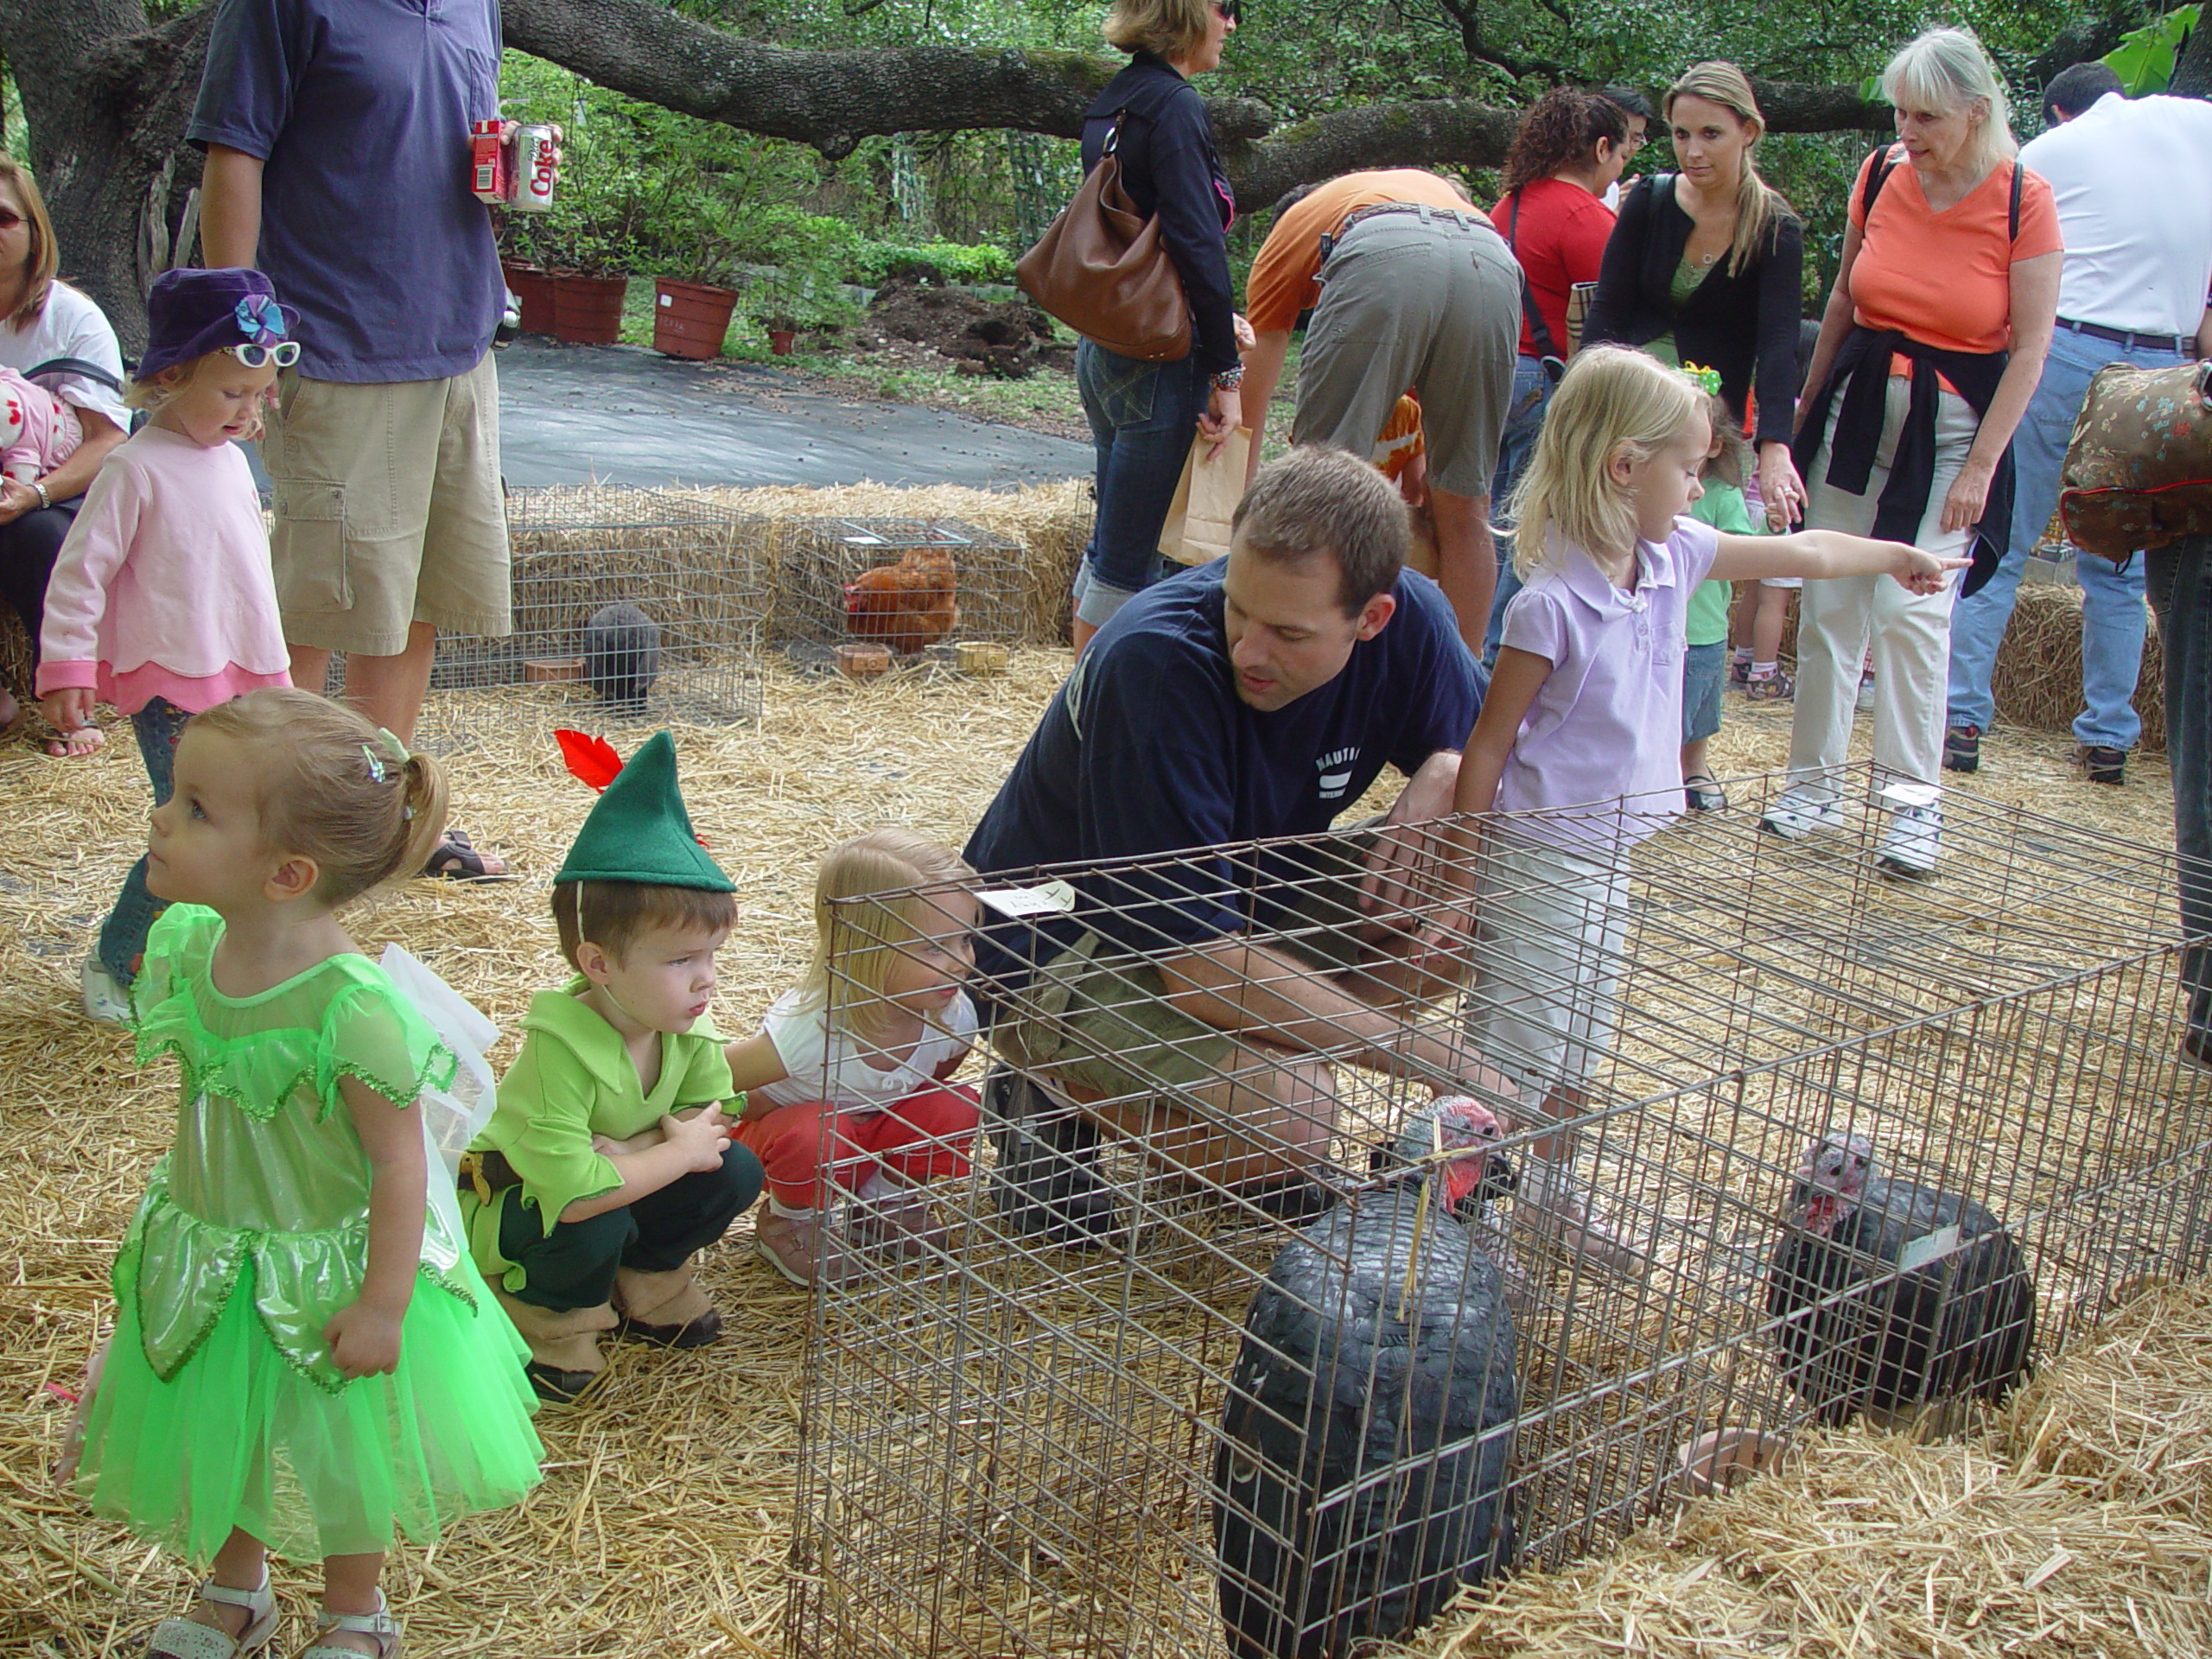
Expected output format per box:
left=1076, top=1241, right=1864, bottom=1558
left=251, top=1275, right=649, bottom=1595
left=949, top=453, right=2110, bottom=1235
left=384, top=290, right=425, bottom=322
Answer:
left=234, top=295, right=289, bottom=343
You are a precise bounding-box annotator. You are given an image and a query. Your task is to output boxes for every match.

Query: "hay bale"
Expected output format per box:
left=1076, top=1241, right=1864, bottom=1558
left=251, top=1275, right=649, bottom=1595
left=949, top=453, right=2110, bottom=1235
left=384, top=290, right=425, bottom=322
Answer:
left=1387, top=1279, right=2212, bottom=1658
left=1990, top=581, right=2165, bottom=753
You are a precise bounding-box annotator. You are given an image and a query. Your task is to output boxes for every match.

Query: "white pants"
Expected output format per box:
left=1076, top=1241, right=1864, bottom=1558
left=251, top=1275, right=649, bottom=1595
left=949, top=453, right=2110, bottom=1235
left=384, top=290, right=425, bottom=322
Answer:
left=1788, top=378, right=1977, bottom=801
left=1461, top=828, right=1630, bottom=1115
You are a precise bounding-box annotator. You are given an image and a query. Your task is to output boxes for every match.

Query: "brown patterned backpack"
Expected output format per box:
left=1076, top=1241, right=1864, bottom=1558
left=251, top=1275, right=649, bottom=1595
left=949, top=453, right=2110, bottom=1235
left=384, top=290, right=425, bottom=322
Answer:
left=2059, top=359, right=2212, bottom=558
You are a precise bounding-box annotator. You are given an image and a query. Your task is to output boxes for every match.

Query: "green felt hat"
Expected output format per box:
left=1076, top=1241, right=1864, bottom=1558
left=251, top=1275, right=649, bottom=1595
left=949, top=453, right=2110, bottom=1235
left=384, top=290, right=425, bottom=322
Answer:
left=555, top=731, right=734, bottom=892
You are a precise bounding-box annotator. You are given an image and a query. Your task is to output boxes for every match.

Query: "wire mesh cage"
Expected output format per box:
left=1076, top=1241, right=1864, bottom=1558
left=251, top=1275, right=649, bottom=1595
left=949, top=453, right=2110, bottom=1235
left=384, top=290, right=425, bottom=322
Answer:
left=388, top=487, right=769, bottom=739
left=775, top=517, right=1027, bottom=664
left=784, top=764, right=2212, bottom=1659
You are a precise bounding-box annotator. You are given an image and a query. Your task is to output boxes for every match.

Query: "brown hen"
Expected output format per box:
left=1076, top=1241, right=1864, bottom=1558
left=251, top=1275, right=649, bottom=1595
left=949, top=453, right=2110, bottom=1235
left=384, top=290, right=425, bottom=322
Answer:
left=845, top=548, right=960, bottom=653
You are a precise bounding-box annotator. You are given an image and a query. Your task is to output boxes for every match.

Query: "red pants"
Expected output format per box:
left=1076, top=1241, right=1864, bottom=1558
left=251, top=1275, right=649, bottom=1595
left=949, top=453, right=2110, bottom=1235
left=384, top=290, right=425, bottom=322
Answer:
left=734, top=1084, right=979, bottom=1211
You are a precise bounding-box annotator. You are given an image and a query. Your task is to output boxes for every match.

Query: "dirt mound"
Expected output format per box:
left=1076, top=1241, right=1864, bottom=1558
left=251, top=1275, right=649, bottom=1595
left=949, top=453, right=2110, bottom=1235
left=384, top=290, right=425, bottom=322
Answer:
left=862, top=276, right=1067, bottom=378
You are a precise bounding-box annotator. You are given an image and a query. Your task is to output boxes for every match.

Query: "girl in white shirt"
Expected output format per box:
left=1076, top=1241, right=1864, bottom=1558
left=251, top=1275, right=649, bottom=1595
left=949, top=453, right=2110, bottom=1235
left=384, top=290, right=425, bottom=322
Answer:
left=728, top=829, right=983, bottom=1287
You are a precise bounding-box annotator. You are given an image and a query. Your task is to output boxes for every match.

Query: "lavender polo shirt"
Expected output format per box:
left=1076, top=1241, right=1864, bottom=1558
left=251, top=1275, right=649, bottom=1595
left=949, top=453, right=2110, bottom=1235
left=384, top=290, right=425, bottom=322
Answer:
left=1496, top=517, right=1721, bottom=853
left=188, top=0, right=505, bottom=383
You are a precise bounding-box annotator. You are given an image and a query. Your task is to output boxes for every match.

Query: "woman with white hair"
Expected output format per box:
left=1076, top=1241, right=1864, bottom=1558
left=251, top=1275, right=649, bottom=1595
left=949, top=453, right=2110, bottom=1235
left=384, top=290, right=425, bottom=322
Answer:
left=1763, top=25, right=2061, bottom=875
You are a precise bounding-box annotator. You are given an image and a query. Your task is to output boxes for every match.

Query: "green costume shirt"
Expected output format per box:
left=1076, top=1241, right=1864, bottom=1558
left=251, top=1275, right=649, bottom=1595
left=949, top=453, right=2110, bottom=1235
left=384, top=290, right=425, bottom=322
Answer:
left=462, top=980, right=736, bottom=1291
left=1687, top=479, right=1759, bottom=646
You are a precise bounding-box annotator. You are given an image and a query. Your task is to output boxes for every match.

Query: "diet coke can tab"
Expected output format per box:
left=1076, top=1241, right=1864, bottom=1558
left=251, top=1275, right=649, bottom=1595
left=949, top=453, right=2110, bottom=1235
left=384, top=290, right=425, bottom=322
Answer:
left=513, top=124, right=557, bottom=213
left=469, top=118, right=510, bottom=206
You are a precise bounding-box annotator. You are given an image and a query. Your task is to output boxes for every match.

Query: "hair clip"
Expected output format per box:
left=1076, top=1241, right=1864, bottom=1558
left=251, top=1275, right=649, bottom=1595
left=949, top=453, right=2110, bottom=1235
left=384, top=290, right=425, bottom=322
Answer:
left=360, top=743, right=387, bottom=785
left=1680, top=361, right=1725, bottom=398
left=374, top=727, right=410, bottom=764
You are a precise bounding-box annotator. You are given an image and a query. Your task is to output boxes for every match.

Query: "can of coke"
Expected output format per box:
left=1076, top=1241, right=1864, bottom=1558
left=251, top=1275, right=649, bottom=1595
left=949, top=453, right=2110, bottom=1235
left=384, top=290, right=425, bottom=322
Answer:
left=469, top=118, right=510, bottom=206
left=512, top=124, right=557, bottom=213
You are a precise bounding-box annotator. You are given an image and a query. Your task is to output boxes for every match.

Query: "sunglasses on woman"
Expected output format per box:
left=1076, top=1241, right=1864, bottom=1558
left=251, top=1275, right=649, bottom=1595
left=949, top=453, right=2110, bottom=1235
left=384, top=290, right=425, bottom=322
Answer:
left=226, top=340, right=301, bottom=369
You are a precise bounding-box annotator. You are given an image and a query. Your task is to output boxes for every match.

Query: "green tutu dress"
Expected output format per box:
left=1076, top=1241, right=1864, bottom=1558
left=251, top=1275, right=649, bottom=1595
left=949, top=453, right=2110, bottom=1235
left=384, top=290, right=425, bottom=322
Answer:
left=73, top=906, right=544, bottom=1565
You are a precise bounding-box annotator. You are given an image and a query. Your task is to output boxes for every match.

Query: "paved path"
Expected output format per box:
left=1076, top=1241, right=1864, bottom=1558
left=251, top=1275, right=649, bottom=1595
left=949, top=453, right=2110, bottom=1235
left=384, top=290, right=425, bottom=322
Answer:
left=491, top=338, right=1092, bottom=490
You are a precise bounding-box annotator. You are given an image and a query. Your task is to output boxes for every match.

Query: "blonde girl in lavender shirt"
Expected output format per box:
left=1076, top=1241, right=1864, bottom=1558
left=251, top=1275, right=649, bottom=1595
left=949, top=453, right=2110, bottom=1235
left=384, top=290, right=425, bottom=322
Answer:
left=1452, top=346, right=1961, bottom=1270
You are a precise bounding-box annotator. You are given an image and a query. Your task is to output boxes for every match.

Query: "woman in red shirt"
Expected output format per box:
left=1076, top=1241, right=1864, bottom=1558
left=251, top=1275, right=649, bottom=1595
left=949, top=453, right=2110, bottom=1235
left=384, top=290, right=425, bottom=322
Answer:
left=1764, top=25, right=2062, bottom=875
left=1483, top=89, right=1631, bottom=664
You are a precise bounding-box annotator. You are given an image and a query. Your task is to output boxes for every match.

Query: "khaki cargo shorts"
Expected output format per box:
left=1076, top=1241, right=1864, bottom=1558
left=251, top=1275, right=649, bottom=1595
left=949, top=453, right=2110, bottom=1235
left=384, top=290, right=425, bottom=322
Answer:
left=995, top=830, right=1384, bottom=1104
left=262, top=352, right=511, bottom=656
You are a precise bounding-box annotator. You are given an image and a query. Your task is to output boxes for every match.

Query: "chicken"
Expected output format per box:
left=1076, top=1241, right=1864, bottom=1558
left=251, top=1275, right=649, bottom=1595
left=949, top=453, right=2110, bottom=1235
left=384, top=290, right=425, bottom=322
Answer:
left=1212, top=1099, right=1520, bottom=1658
left=1766, top=1131, right=2037, bottom=1429
left=844, top=547, right=959, bottom=653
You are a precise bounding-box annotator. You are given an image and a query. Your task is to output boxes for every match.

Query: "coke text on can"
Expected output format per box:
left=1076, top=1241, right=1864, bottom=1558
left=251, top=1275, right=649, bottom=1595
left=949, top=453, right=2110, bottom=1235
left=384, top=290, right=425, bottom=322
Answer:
left=513, top=124, right=557, bottom=213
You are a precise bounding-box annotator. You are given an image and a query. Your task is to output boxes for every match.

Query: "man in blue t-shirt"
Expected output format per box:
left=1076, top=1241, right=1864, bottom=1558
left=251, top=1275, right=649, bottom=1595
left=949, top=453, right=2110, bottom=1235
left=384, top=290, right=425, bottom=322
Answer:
left=964, top=447, right=1504, bottom=1239
left=189, top=0, right=518, bottom=877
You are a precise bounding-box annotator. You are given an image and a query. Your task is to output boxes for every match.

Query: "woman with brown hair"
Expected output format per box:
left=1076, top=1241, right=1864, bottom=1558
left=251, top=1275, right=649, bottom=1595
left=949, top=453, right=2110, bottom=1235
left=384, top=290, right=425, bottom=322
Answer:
left=1584, top=63, right=1807, bottom=542
left=1480, top=86, right=1630, bottom=664
left=1065, top=0, right=1242, bottom=653
left=0, top=154, right=130, bottom=749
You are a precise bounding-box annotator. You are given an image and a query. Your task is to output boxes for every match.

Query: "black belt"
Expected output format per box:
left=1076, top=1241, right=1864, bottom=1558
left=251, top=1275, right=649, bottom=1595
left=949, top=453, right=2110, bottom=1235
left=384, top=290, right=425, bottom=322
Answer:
left=2056, top=315, right=2193, bottom=355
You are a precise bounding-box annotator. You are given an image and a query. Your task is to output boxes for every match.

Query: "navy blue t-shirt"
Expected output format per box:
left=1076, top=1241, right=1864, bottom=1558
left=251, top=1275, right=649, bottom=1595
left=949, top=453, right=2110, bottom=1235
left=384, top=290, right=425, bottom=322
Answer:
left=965, top=562, right=1484, bottom=995
left=188, top=0, right=505, bottom=382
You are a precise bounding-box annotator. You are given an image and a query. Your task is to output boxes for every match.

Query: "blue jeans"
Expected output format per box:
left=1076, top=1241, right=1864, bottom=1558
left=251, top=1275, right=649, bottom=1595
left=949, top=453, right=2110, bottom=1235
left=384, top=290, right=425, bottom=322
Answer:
left=1946, top=327, right=2177, bottom=751
left=2148, top=536, right=2212, bottom=1033
left=1073, top=340, right=1208, bottom=630
left=98, top=696, right=191, bottom=985
left=1481, top=355, right=1555, bottom=669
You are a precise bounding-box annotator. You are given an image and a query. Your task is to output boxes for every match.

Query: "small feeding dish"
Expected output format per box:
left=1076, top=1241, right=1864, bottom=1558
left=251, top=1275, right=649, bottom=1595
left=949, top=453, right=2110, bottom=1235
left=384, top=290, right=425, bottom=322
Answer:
left=1680, top=1427, right=1789, bottom=1497
left=957, top=642, right=1010, bottom=677
left=836, top=643, right=893, bottom=681
left=524, top=656, right=586, bottom=683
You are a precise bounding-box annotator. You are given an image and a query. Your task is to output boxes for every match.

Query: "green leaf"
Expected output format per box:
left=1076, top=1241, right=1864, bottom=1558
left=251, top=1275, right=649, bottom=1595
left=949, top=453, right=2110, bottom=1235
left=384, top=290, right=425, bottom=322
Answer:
left=2104, top=4, right=2200, bottom=96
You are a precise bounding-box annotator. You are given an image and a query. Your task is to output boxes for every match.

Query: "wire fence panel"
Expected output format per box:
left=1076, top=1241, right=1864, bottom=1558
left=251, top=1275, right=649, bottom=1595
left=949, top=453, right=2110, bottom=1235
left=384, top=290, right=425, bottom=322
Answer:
left=785, top=764, right=2212, bottom=1658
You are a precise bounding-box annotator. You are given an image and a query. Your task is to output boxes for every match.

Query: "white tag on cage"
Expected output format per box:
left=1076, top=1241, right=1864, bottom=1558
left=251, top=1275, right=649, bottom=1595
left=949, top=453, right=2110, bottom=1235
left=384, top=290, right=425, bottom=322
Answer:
left=379, top=944, right=501, bottom=1274
left=1896, top=1223, right=1965, bottom=1275
left=977, top=880, right=1078, bottom=918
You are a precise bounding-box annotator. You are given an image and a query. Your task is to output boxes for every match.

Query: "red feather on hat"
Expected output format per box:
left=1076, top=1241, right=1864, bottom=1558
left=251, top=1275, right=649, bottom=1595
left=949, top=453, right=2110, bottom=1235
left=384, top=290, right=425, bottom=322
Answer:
left=554, top=729, right=712, bottom=848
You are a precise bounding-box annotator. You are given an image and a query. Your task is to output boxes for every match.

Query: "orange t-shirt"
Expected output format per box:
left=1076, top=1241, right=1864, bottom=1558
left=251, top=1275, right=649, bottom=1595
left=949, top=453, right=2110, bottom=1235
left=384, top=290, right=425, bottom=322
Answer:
left=1847, top=147, right=2062, bottom=355
left=1243, top=170, right=1484, bottom=334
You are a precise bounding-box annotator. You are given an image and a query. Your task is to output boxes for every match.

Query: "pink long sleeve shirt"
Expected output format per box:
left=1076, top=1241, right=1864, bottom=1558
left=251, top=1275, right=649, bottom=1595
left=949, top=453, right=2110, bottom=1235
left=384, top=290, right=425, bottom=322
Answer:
left=35, top=426, right=290, bottom=715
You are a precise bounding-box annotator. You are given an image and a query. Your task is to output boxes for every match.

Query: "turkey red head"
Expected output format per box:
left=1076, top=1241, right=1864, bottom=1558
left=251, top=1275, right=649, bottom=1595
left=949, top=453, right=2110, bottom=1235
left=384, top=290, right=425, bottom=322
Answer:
left=1791, top=1130, right=1874, bottom=1237
left=1393, top=1096, right=1510, bottom=1211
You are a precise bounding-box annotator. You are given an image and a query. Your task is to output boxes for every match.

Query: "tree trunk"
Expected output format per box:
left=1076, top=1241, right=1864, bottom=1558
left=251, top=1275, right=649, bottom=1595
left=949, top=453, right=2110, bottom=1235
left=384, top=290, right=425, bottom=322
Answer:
left=6, top=0, right=1891, bottom=347
left=2172, top=12, right=2211, bottom=98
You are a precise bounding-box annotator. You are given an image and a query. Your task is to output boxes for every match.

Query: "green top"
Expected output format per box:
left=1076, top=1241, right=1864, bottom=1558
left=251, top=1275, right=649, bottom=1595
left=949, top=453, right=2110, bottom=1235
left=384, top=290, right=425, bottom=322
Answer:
left=125, top=905, right=467, bottom=1393
left=1686, top=479, right=1759, bottom=646
left=464, top=982, right=736, bottom=1289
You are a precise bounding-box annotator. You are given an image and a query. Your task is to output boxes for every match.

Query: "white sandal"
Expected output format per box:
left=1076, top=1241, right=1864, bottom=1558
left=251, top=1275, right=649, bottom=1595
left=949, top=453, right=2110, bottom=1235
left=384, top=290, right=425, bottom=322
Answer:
left=297, top=1592, right=401, bottom=1659
left=147, top=1572, right=279, bottom=1658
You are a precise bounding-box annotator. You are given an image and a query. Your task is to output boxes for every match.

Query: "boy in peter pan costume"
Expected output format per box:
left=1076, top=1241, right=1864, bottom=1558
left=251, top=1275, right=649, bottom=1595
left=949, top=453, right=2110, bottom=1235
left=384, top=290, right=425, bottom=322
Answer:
left=461, top=732, right=766, bottom=1401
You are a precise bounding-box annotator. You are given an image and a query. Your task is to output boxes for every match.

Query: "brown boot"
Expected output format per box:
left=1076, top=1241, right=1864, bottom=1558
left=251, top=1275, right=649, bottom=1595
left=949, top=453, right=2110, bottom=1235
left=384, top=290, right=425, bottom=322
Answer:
left=613, top=1262, right=722, bottom=1348
left=493, top=1288, right=616, bottom=1402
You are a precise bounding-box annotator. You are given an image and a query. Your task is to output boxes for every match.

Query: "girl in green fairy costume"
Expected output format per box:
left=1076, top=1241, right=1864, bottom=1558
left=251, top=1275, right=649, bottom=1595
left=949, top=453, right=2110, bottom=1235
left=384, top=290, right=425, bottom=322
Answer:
left=68, top=688, right=542, bottom=1659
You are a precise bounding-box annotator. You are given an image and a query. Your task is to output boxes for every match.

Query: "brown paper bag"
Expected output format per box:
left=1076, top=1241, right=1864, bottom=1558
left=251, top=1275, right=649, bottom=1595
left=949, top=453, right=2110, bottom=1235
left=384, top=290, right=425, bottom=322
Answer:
left=1158, top=427, right=1251, bottom=566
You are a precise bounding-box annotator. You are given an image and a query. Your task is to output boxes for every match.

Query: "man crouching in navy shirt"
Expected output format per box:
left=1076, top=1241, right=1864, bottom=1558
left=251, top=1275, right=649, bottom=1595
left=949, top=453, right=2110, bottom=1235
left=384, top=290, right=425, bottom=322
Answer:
left=964, top=445, right=1516, bottom=1239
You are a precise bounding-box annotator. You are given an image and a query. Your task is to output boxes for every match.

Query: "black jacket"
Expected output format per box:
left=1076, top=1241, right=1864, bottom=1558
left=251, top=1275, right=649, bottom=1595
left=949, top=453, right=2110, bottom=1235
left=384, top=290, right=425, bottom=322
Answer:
left=1583, top=173, right=1804, bottom=445
left=1079, top=53, right=1238, bottom=376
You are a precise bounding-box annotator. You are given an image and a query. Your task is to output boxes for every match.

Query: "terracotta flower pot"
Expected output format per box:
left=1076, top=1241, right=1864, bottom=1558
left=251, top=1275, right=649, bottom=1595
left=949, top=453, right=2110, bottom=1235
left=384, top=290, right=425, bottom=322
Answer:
left=768, top=328, right=798, bottom=356
left=501, top=261, right=556, bottom=335
left=548, top=273, right=630, bottom=346
left=652, top=278, right=740, bottom=359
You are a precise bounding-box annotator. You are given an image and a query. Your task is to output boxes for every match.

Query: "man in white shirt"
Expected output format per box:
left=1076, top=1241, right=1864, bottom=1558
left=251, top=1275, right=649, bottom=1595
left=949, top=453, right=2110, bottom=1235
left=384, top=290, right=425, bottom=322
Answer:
left=1944, top=63, right=2212, bottom=786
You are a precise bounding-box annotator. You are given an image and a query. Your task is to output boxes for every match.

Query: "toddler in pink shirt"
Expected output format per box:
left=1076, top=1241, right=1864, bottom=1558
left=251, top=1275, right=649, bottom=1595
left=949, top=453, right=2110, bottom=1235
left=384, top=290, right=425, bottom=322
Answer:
left=0, top=367, right=85, bottom=483
left=1452, top=347, right=1960, bottom=1273
left=35, top=267, right=297, bottom=1024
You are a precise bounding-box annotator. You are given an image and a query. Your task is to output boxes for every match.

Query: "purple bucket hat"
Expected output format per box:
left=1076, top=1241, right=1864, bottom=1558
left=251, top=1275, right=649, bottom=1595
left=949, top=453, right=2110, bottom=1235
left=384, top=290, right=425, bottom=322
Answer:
left=138, top=267, right=302, bottom=378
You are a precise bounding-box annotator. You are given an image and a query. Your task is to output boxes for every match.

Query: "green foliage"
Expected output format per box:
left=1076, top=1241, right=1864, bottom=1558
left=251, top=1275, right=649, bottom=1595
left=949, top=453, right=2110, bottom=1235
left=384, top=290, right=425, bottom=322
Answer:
left=2105, top=5, right=2200, bottom=93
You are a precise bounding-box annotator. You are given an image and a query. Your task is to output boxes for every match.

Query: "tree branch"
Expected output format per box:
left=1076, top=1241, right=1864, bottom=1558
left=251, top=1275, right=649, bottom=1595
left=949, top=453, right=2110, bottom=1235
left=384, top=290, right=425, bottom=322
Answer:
left=2172, top=10, right=2210, bottom=98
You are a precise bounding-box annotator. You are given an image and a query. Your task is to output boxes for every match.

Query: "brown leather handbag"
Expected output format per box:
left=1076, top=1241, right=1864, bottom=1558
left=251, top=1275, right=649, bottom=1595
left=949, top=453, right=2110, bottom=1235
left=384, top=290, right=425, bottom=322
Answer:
left=1016, top=115, right=1192, bottom=362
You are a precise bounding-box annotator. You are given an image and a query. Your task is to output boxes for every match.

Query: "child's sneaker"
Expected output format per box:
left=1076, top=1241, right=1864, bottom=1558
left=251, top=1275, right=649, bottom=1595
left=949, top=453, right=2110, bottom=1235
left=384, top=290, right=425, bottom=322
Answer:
left=79, top=957, right=129, bottom=1025
left=1856, top=671, right=1878, bottom=712
left=755, top=1207, right=871, bottom=1289
left=1727, top=656, right=1752, bottom=690
left=1745, top=668, right=1795, bottom=702
left=1878, top=802, right=1942, bottom=878
left=848, top=1189, right=948, bottom=1260
left=1759, top=785, right=1842, bottom=841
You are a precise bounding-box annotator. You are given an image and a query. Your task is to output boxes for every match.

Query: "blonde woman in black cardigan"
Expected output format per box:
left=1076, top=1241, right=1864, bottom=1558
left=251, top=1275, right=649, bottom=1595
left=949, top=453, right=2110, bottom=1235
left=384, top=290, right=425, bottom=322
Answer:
left=1583, top=61, right=1807, bottom=525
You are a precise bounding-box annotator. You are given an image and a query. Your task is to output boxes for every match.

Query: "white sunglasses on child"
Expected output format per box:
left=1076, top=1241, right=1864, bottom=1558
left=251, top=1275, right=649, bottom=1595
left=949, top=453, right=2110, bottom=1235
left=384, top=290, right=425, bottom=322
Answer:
left=226, top=340, right=301, bottom=369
